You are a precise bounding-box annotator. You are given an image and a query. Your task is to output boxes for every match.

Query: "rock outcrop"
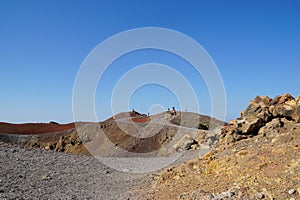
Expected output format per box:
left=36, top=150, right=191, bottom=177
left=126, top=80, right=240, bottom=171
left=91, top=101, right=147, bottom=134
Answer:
left=144, top=94, right=300, bottom=200
left=221, top=93, right=300, bottom=142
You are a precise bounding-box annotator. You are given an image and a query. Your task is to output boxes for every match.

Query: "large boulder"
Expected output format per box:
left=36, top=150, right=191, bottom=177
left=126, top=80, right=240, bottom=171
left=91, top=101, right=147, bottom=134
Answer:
left=269, top=93, right=294, bottom=106
left=270, top=102, right=295, bottom=119
left=293, top=95, right=300, bottom=123
left=241, top=96, right=272, bottom=122
left=234, top=96, right=272, bottom=135
left=173, top=134, right=197, bottom=151
left=268, top=94, right=300, bottom=122
left=236, top=117, right=264, bottom=135
left=258, top=118, right=283, bottom=135
left=222, top=94, right=300, bottom=139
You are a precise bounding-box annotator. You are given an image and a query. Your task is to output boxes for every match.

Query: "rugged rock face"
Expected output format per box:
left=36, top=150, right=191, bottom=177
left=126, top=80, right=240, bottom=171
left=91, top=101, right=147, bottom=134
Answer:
left=221, top=94, right=300, bottom=142
left=42, top=130, right=88, bottom=155
left=142, top=94, right=300, bottom=199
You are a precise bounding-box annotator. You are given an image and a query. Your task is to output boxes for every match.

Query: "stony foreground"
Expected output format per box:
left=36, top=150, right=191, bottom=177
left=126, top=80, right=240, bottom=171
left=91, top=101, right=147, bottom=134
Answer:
left=0, top=142, right=152, bottom=200
left=142, top=94, right=300, bottom=199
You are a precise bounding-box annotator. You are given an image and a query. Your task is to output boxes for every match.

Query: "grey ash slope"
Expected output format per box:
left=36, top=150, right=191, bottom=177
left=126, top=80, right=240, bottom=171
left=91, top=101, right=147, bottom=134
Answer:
left=0, top=142, right=151, bottom=200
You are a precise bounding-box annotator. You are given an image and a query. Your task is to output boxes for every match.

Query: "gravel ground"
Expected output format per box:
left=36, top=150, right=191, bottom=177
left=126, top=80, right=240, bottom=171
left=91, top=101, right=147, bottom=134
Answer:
left=0, top=142, right=152, bottom=200
left=0, top=139, right=211, bottom=200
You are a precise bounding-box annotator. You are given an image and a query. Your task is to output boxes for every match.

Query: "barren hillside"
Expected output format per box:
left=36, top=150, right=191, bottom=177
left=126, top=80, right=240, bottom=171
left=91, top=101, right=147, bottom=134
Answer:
left=0, top=111, right=225, bottom=158
left=141, top=94, right=300, bottom=199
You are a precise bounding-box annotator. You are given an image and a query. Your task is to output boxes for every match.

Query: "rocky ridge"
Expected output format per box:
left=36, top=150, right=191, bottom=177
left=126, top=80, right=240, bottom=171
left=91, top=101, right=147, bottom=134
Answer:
left=142, top=94, right=300, bottom=199
left=222, top=93, right=300, bottom=143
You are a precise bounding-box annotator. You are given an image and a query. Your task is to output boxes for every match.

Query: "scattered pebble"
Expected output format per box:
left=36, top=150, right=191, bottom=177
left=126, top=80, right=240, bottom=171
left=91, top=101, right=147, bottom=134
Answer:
left=208, top=193, right=214, bottom=199
left=221, top=191, right=235, bottom=197
left=229, top=191, right=235, bottom=197
left=0, top=142, right=150, bottom=199
left=288, top=189, right=296, bottom=195
left=41, top=175, right=51, bottom=180
left=123, top=168, right=130, bottom=173
left=256, top=192, right=265, bottom=199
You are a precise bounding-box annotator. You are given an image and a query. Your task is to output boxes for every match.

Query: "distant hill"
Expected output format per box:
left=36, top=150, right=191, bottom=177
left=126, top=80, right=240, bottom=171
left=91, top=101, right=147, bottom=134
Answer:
left=0, top=111, right=226, bottom=157
left=0, top=122, right=75, bottom=135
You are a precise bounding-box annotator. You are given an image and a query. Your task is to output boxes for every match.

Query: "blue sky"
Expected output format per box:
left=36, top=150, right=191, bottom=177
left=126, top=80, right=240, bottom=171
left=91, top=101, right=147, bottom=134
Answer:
left=0, top=0, right=300, bottom=123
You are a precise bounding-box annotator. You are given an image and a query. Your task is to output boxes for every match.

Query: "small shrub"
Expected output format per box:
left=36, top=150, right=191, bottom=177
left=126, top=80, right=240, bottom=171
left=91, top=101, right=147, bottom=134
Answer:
left=198, top=124, right=209, bottom=130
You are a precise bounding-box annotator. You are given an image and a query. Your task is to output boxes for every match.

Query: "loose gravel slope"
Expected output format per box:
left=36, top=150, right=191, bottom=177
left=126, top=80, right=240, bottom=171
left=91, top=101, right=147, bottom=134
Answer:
left=0, top=142, right=151, bottom=200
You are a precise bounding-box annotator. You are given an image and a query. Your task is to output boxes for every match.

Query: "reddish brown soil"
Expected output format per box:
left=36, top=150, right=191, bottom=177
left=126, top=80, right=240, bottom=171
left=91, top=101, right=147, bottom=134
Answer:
left=0, top=122, right=75, bottom=135
left=131, top=117, right=151, bottom=123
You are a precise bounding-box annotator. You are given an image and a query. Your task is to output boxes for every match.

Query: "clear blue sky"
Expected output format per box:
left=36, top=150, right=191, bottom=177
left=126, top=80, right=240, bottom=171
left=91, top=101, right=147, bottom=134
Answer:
left=0, top=0, right=299, bottom=123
